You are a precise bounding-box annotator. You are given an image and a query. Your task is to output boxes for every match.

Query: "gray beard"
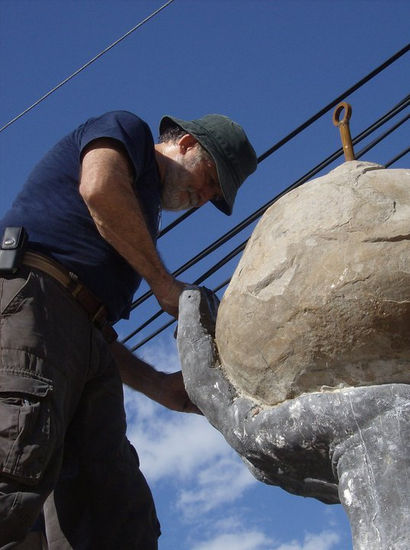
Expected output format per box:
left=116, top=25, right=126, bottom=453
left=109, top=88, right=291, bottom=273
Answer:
left=161, top=183, right=199, bottom=211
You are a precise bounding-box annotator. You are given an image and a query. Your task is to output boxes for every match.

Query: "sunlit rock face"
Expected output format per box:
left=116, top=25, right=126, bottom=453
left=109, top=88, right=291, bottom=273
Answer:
left=216, top=161, right=410, bottom=406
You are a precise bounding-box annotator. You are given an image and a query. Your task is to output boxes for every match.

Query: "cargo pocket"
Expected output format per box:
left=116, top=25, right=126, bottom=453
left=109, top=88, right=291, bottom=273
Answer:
left=0, top=272, right=33, bottom=315
left=0, top=370, right=54, bottom=485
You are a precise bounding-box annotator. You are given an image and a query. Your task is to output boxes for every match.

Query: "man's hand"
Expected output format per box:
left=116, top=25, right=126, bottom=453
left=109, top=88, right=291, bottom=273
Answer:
left=156, top=371, right=202, bottom=414
left=110, top=341, right=201, bottom=414
left=152, top=276, right=186, bottom=318
left=153, top=278, right=197, bottom=319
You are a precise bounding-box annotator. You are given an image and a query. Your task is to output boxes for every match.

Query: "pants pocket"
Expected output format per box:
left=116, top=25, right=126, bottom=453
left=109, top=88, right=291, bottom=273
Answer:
left=0, top=370, right=54, bottom=485
left=0, top=272, right=34, bottom=315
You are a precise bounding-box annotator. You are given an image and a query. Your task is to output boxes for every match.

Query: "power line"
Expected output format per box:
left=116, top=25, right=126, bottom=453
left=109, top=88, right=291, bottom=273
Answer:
left=127, top=100, right=409, bottom=350
left=385, top=147, right=409, bottom=168
left=126, top=93, right=409, bottom=318
left=256, top=43, right=409, bottom=163
left=355, top=113, right=408, bottom=159
left=153, top=43, right=409, bottom=239
left=0, top=0, right=176, bottom=134
left=125, top=94, right=409, bottom=345
left=131, top=137, right=410, bottom=351
left=127, top=240, right=248, bottom=347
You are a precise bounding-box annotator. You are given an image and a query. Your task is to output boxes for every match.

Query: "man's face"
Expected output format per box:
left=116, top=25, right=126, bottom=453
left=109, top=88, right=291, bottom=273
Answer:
left=161, top=144, right=222, bottom=211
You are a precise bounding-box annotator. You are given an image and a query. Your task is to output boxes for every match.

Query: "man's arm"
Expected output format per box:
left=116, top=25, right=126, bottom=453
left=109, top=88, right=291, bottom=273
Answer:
left=110, top=340, right=201, bottom=414
left=79, top=138, right=184, bottom=317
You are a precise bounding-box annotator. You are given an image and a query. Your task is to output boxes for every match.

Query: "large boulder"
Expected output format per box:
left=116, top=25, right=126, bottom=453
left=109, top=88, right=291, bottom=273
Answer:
left=216, top=161, right=410, bottom=406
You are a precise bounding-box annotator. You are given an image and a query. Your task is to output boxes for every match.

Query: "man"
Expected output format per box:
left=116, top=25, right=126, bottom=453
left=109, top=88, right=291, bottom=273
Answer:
left=0, top=110, right=257, bottom=549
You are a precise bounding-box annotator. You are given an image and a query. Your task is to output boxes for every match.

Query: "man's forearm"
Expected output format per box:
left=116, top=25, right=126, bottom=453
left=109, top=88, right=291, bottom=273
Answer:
left=80, top=144, right=171, bottom=290
left=79, top=142, right=184, bottom=315
left=110, top=341, right=200, bottom=414
left=110, top=341, right=165, bottom=400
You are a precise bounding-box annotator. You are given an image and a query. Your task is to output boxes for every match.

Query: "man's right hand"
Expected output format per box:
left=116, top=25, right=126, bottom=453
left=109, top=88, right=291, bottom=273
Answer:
left=152, top=276, right=191, bottom=318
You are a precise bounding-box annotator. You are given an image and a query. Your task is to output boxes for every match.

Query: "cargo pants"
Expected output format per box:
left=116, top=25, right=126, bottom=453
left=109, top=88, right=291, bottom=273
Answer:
left=0, top=267, right=160, bottom=549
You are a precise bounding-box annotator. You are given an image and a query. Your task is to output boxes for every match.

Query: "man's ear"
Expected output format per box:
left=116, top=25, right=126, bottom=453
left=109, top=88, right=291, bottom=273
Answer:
left=178, top=133, right=198, bottom=154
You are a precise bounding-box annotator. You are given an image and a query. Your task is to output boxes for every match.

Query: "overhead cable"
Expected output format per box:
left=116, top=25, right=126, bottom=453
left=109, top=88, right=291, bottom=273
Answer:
left=126, top=95, right=409, bottom=344
left=355, top=114, right=408, bottom=159
left=0, top=0, right=176, bottom=134
left=128, top=102, right=409, bottom=350
left=385, top=147, right=409, bottom=168
left=154, top=43, right=409, bottom=239
left=131, top=142, right=409, bottom=351
left=128, top=264, right=239, bottom=350
left=124, top=238, right=248, bottom=344
left=256, top=44, right=409, bottom=163
left=127, top=93, right=409, bottom=316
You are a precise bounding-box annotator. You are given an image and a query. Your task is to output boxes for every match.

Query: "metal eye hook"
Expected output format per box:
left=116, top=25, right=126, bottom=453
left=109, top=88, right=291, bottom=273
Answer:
left=333, top=102, right=356, bottom=161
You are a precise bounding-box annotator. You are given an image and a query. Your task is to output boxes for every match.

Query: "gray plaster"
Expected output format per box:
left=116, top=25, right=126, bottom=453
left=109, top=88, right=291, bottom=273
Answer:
left=177, top=288, right=410, bottom=550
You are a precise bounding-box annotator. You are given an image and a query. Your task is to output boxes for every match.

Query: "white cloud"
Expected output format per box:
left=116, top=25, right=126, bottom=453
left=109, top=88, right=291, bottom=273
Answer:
left=138, top=333, right=181, bottom=373
left=274, top=531, right=341, bottom=550
left=177, top=455, right=256, bottom=518
left=123, top=336, right=257, bottom=518
left=192, top=531, right=273, bottom=550
left=212, top=515, right=245, bottom=533
left=191, top=530, right=341, bottom=550
left=124, top=337, right=235, bottom=481
left=124, top=339, right=344, bottom=550
left=125, top=386, right=257, bottom=518
left=126, top=397, right=230, bottom=481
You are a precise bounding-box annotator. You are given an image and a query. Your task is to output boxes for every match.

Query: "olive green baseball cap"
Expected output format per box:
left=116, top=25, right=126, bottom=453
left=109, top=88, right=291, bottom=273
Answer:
left=159, top=114, right=257, bottom=215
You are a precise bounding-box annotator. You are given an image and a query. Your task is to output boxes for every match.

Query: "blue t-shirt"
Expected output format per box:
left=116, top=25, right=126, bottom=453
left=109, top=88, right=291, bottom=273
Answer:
left=0, top=111, right=161, bottom=322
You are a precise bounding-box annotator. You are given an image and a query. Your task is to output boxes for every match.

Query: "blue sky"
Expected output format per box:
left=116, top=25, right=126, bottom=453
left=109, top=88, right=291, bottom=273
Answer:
left=0, top=1, right=409, bottom=549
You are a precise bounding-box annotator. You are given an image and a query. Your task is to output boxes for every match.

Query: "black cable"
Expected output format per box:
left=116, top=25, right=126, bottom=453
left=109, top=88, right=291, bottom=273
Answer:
left=350, top=95, right=409, bottom=147
left=130, top=141, right=409, bottom=351
left=128, top=117, right=409, bottom=350
left=355, top=114, right=409, bottom=159
left=124, top=240, right=247, bottom=344
left=125, top=102, right=409, bottom=346
left=0, top=0, right=176, bottom=134
left=131, top=278, right=232, bottom=351
left=257, top=44, right=409, bottom=163
left=158, top=207, right=198, bottom=238
left=125, top=309, right=164, bottom=341
left=214, top=278, right=231, bottom=293
left=127, top=93, right=409, bottom=316
left=385, top=147, right=410, bottom=168
left=130, top=246, right=246, bottom=351
left=193, top=240, right=247, bottom=286
left=153, top=44, right=409, bottom=238
left=131, top=318, right=176, bottom=351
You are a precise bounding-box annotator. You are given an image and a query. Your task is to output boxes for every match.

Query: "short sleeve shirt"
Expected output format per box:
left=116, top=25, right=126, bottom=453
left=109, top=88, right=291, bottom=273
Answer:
left=0, top=111, right=162, bottom=322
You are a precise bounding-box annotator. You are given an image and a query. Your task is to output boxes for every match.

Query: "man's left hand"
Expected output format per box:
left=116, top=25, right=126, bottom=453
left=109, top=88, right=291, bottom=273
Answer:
left=111, top=341, right=202, bottom=414
left=157, top=371, right=202, bottom=414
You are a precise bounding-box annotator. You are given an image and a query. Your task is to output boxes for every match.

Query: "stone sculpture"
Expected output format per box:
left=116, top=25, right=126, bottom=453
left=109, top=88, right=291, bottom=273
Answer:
left=177, top=161, right=410, bottom=550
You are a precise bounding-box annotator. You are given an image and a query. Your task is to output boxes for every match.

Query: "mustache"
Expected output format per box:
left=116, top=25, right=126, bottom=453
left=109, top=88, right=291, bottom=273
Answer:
left=161, top=184, right=200, bottom=211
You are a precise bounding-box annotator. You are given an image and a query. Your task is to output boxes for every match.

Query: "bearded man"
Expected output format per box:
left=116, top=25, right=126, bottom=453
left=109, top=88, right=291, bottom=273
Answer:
left=0, top=110, right=256, bottom=549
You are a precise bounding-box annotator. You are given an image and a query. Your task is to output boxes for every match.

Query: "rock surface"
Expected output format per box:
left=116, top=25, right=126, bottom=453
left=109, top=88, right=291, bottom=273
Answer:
left=216, top=161, right=410, bottom=406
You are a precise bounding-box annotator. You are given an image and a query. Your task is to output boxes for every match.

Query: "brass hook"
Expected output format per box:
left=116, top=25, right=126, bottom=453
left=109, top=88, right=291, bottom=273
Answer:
left=333, top=102, right=355, bottom=161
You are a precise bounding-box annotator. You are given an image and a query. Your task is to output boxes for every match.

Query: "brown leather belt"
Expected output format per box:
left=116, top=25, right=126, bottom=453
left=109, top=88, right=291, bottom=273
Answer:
left=23, top=251, right=117, bottom=343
